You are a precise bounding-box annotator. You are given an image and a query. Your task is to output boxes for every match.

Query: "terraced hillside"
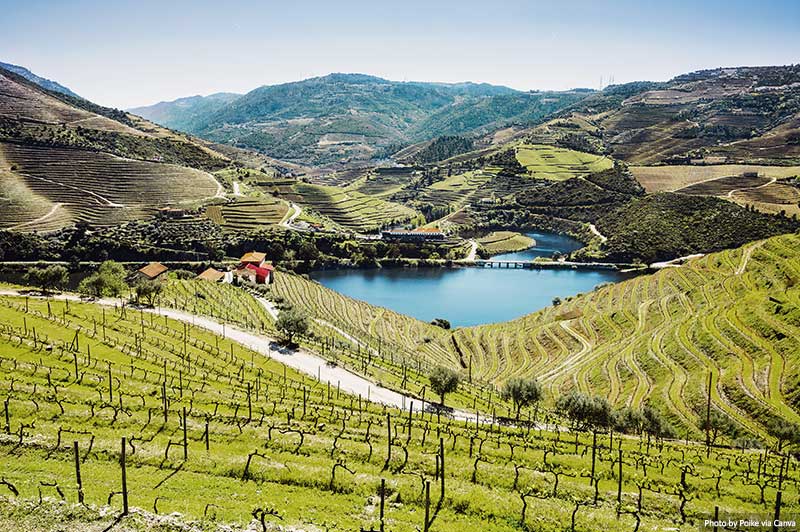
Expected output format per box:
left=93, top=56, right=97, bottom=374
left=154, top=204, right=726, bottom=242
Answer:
left=448, top=232, right=800, bottom=441
left=515, top=144, right=613, bottom=180
left=0, top=293, right=794, bottom=531
left=528, top=66, right=800, bottom=166
left=292, top=182, right=418, bottom=232
left=0, top=64, right=229, bottom=231
left=0, top=143, right=221, bottom=230
left=204, top=197, right=290, bottom=232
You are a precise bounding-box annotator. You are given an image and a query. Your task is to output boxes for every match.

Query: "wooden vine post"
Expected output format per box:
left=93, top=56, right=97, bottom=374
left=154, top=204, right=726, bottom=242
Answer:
left=617, top=447, right=623, bottom=506
left=379, top=478, right=386, bottom=532
left=590, top=430, right=597, bottom=486
left=120, top=437, right=129, bottom=515
left=183, top=407, right=188, bottom=460
left=73, top=441, right=83, bottom=503
left=773, top=491, right=782, bottom=532
left=423, top=480, right=431, bottom=532
left=439, top=437, right=445, bottom=501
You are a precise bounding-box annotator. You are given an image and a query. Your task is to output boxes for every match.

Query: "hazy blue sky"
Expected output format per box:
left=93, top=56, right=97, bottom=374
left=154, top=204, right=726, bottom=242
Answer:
left=2, top=0, right=799, bottom=108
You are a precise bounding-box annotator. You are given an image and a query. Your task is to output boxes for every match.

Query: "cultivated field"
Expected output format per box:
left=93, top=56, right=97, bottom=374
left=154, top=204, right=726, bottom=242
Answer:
left=515, top=144, right=613, bottom=181
left=449, top=233, right=800, bottom=442
left=675, top=174, right=771, bottom=196
left=0, top=284, right=797, bottom=531
left=355, top=167, right=417, bottom=198
left=204, top=197, right=290, bottom=231
left=0, top=142, right=221, bottom=231
left=415, top=171, right=493, bottom=209
left=630, top=165, right=800, bottom=193
left=731, top=183, right=800, bottom=216
left=292, top=182, right=417, bottom=232
left=162, top=280, right=276, bottom=331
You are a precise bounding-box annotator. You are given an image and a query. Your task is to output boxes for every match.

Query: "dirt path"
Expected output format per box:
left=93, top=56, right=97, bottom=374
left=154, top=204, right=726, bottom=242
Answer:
left=7, top=202, right=64, bottom=230
left=588, top=223, right=607, bottom=243
left=22, top=174, right=124, bottom=207
left=464, top=240, right=478, bottom=261
left=649, top=253, right=705, bottom=269
left=280, top=202, right=302, bottom=228
left=736, top=241, right=764, bottom=275
left=538, top=321, right=593, bottom=383
left=727, top=176, right=777, bottom=198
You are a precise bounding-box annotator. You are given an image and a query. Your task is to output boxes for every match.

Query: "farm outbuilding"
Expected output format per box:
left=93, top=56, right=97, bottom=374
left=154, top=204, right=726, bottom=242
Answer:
left=240, top=251, right=267, bottom=267
left=132, top=262, right=168, bottom=281
left=235, top=251, right=275, bottom=285
left=196, top=267, right=226, bottom=283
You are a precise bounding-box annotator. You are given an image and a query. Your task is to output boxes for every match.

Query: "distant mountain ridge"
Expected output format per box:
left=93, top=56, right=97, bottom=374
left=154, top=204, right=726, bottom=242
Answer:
left=522, top=65, right=800, bottom=165
left=130, top=73, right=588, bottom=167
left=0, top=61, right=80, bottom=99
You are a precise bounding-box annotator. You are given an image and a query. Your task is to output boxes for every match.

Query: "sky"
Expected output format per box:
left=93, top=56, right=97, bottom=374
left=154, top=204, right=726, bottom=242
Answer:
left=1, top=0, right=799, bottom=109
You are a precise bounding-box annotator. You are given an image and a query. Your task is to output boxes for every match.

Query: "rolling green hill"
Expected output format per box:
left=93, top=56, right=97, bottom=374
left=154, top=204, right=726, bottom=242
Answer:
left=130, top=74, right=588, bottom=167
left=446, top=232, right=800, bottom=443
left=268, top=231, right=800, bottom=444
left=0, top=285, right=794, bottom=531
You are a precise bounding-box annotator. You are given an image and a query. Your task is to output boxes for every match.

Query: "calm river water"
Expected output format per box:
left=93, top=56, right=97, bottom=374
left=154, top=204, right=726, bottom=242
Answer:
left=311, top=232, right=633, bottom=327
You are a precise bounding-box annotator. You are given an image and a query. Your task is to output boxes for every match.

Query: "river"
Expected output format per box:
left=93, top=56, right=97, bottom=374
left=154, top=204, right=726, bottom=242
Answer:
left=310, top=232, right=634, bottom=328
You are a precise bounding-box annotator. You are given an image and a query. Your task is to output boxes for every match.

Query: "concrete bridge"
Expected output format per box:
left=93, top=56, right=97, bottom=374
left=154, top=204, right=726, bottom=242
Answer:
left=463, top=259, right=640, bottom=271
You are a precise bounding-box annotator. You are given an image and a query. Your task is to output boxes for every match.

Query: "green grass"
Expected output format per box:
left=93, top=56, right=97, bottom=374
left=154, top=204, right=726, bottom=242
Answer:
left=0, top=292, right=796, bottom=531
left=514, top=144, right=613, bottom=181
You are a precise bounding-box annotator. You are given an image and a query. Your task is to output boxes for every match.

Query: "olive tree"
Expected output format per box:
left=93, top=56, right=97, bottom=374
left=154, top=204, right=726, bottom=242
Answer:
left=78, top=260, right=127, bottom=298
left=429, top=366, right=461, bottom=405
left=25, top=265, right=69, bottom=294
left=501, top=377, right=542, bottom=421
left=276, top=307, right=309, bottom=345
left=134, top=279, right=163, bottom=307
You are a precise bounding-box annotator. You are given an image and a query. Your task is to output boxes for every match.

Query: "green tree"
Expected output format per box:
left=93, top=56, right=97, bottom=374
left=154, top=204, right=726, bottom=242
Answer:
left=429, top=366, right=460, bottom=405
left=769, top=420, right=800, bottom=452
left=297, top=241, right=320, bottom=261
left=556, top=391, right=611, bottom=431
left=706, top=410, right=738, bottom=447
left=24, top=265, right=69, bottom=294
left=501, top=377, right=542, bottom=421
left=430, top=318, right=451, bottom=330
left=276, top=307, right=309, bottom=345
left=78, top=261, right=127, bottom=298
left=642, top=406, right=675, bottom=441
left=134, top=279, right=163, bottom=307
left=611, top=407, right=646, bottom=435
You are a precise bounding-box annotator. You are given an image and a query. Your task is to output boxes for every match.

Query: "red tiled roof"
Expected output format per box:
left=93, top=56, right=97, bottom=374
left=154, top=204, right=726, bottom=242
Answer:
left=196, top=268, right=225, bottom=282
left=137, top=262, right=168, bottom=279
